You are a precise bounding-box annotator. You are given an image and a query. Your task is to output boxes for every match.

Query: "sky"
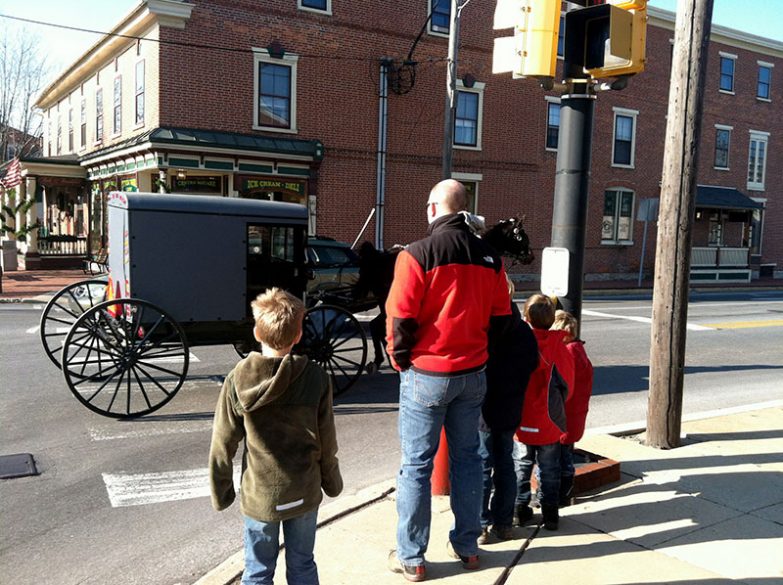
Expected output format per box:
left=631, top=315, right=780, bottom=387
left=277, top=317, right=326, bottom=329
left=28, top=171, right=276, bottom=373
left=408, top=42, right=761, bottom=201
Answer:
left=0, top=0, right=780, bottom=90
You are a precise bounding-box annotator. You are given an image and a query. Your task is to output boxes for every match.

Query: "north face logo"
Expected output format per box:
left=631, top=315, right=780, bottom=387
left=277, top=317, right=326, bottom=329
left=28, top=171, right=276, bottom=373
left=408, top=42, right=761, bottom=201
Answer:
left=483, top=256, right=494, bottom=264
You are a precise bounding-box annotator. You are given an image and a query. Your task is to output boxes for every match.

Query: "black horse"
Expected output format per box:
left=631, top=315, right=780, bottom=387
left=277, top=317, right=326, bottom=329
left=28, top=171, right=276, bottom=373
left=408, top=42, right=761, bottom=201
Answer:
left=354, top=216, right=535, bottom=372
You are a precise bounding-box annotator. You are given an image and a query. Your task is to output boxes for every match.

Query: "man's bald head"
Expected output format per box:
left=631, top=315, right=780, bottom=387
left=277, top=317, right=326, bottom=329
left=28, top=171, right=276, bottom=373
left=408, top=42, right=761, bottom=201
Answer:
left=427, top=179, right=467, bottom=219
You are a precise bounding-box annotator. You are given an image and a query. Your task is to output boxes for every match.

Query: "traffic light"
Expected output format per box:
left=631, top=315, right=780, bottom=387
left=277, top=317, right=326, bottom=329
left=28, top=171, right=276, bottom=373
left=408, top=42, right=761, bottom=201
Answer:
left=564, top=0, right=647, bottom=80
left=493, top=0, right=561, bottom=79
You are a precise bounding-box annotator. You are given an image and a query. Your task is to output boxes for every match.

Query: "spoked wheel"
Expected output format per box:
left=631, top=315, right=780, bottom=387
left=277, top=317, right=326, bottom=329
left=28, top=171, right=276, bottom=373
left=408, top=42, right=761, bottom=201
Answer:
left=296, top=304, right=368, bottom=396
left=40, top=279, right=108, bottom=370
left=61, top=298, right=189, bottom=418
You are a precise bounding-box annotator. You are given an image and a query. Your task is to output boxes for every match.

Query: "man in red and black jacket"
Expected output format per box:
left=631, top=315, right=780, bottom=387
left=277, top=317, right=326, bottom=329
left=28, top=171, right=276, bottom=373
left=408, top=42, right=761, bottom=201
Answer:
left=385, top=179, right=511, bottom=582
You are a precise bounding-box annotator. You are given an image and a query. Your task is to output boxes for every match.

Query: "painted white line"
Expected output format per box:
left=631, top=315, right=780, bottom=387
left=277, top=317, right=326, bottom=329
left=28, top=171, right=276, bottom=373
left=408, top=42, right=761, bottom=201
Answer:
left=582, top=309, right=713, bottom=331
left=354, top=314, right=376, bottom=322
left=103, top=465, right=241, bottom=507
left=89, top=420, right=213, bottom=441
left=33, top=304, right=43, bottom=310
left=26, top=325, right=40, bottom=334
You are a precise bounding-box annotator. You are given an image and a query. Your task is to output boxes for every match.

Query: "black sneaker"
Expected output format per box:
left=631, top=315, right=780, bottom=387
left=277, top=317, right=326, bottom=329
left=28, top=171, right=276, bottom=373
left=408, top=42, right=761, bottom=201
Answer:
left=542, top=504, right=559, bottom=531
left=388, top=550, right=426, bottom=582
left=446, top=540, right=480, bottom=570
left=491, top=525, right=515, bottom=540
left=515, top=505, right=534, bottom=526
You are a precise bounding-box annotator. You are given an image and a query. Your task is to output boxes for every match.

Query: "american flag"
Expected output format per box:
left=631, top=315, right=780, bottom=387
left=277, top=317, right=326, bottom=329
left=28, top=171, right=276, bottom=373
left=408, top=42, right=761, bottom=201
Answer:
left=0, top=157, right=22, bottom=190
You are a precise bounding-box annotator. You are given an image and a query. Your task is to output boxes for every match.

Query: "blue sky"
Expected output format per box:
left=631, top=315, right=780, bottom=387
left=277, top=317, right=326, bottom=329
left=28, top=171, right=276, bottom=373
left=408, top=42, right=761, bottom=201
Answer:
left=0, top=0, right=780, bottom=87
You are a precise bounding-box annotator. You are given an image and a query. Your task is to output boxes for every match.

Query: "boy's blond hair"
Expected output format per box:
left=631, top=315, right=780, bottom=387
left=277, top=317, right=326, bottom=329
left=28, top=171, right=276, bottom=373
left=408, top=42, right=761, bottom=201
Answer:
left=523, top=293, right=556, bottom=330
left=506, top=274, right=516, bottom=298
left=551, top=309, right=578, bottom=337
left=250, top=288, right=306, bottom=350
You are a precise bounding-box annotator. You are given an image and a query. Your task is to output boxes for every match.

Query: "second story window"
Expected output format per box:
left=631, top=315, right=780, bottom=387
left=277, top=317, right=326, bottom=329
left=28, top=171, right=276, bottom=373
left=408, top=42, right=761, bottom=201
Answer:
left=612, top=108, right=637, bottom=167
left=714, top=126, right=731, bottom=169
left=545, top=99, right=560, bottom=150
left=757, top=62, right=772, bottom=100
left=557, top=14, right=565, bottom=58
left=299, top=0, right=330, bottom=12
left=135, top=61, right=145, bottom=125
left=254, top=50, right=298, bottom=133
left=80, top=98, right=86, bottom=148
left=453, top=82, right=484, bottom=150
left=747, top=131, right=769, bottom=191
left=68, top=107, right=73, bottom=152
left=96, top=88, right=104, bottom=142
left=56, top=117, right=61, bottom=154
left=719, top=53, right=736, bottom=93
left=429, top=0, right=450, bottom=35
left=113, top=76, right=122, bottom=135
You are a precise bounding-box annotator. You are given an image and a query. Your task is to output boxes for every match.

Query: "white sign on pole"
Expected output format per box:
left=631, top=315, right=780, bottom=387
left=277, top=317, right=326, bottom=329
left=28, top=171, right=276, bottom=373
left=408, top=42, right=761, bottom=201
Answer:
left=541, top=247, right=570, bottom=297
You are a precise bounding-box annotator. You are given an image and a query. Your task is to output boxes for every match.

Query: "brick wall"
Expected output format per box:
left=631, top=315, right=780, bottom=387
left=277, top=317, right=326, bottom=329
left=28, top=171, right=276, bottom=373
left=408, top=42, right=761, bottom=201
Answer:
left=152, top=1, right=780, bottom=278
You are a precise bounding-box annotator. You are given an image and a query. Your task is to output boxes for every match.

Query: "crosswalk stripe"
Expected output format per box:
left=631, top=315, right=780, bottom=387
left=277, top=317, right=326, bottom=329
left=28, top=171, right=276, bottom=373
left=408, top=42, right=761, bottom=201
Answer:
left=89, top=420, right=213, bottom=441
left=103, top=466, right=241, bottom=508
left=582, top=309, right=713, bottom=331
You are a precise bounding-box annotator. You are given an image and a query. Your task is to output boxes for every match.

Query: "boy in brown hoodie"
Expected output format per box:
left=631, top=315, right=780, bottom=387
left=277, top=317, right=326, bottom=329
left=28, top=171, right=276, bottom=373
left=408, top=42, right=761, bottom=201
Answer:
left=209, top=288, right=343, bottom=585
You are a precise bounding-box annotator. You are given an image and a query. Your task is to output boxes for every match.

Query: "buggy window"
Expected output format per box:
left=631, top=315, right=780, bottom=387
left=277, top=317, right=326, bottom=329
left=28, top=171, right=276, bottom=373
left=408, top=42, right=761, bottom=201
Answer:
left=310, top=245, right=356, bottom=266
left=271, top=227, right=296, bottom=261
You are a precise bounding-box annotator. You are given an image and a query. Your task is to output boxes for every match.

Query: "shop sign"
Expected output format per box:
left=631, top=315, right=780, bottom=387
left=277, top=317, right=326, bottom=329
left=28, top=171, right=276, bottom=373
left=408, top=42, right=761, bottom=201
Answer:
left=121, top=178, right=138, bottom=192
left=172, top=175, right=222, bottom=193
left=239, top=177, right=305, bottom=195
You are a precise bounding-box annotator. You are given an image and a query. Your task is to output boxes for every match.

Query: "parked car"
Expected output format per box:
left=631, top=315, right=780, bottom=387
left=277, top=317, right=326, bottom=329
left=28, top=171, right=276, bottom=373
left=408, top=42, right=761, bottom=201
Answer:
left=306, top=237, right=377, bottom=311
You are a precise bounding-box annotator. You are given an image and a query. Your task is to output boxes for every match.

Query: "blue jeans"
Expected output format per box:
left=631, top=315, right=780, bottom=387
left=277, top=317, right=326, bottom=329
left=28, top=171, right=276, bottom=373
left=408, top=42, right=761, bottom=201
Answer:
left=396, top=368, right=487, bottom=565
left=242, top=509, right=319, bottom=585
left=560, top=443, right=575, bottom=502
left=513, top=441, right=561, bottom=508
left=478, top=428, right=517, bottom=528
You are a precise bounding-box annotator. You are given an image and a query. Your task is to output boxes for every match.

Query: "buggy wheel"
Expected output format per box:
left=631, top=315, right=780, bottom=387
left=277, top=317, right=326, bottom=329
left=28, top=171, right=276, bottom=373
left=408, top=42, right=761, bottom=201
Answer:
left=40, top=279, right=108, bottom=370
left=61, top=298, right=189, bottom=418
left=296, top=305, right=367, bottom=396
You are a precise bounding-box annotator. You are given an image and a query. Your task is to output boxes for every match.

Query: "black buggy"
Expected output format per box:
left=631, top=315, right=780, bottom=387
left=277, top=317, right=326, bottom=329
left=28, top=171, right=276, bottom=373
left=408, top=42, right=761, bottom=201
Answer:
left=39, top=192, right=369, bottom=418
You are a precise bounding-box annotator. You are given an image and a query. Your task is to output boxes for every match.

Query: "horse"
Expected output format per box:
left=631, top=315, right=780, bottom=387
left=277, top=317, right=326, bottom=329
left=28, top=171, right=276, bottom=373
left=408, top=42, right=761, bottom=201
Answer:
left=354, top=215, right=535, bottom=372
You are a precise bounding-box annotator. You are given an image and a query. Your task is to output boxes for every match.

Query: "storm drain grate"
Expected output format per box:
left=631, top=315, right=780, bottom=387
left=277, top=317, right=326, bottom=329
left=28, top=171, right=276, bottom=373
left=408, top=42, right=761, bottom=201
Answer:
left=0, top=453, right=39, bottom=479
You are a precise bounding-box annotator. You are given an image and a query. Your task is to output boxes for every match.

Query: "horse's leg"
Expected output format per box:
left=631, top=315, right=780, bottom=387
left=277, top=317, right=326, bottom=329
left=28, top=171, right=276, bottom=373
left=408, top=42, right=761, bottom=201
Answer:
left=369, top=312, right=386, bottom=369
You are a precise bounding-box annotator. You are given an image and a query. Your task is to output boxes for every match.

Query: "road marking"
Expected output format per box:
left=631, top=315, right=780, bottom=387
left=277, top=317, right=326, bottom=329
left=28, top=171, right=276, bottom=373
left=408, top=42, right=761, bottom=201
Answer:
left=700, top=319, right=783, bottom=330
left=581, top=309, right=713, bottom=331
left=26, top=325, right=40, bottom=334
left=103, top=466, right=241, bottom=507
left=90, top=420, right=213, bottom=441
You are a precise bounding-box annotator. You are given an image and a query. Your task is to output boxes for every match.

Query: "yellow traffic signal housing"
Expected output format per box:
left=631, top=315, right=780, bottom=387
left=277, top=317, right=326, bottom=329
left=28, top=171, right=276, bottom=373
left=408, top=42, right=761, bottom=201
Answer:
left=564, top=1, right=647, bottom=79
left=493, top=0, right=561, bottom=79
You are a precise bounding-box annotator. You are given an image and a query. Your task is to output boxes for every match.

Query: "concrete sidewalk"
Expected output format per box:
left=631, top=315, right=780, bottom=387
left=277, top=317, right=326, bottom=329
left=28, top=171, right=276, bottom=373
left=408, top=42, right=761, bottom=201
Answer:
left=0, top=268, right=96, bottom=301
left=197, top=405, right=783, bottom=585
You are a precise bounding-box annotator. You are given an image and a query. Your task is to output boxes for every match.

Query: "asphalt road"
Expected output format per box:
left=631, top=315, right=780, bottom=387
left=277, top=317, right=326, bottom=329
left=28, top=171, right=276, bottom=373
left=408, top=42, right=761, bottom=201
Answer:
left=1, top=290, right=781, bottom=585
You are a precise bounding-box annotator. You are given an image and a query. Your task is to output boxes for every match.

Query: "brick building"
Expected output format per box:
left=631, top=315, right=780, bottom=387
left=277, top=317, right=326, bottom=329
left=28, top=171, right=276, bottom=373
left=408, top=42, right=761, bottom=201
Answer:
left=12, top=0, right=780, bottom=280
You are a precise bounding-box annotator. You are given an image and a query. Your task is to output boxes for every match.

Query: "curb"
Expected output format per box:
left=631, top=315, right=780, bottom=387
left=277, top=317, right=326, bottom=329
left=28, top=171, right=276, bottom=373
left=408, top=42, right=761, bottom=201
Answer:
left=192, top=479, right=397, bottom=585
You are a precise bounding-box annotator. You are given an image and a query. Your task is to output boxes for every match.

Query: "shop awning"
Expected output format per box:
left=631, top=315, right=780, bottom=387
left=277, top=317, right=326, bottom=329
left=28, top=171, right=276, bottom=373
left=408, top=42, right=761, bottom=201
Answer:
left=695, top=186, right=763, bottom=211
left=81, top=126, right=324, bottom=164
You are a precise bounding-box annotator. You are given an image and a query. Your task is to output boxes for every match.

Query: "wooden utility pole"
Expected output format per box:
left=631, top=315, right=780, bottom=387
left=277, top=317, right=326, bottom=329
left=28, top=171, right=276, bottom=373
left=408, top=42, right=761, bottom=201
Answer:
left=646, top=0, right=714, bottom=449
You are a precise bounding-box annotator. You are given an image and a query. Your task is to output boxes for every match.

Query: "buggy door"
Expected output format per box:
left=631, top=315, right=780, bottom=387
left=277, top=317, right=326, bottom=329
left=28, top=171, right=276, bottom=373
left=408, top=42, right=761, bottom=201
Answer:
left=247, top=224, right=307, bottom=310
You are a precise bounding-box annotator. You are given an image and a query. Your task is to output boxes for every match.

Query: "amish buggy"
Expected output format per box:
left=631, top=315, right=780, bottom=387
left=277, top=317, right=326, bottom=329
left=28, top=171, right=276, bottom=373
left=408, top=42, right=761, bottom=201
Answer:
left=39, top=192, right=369, bottom=418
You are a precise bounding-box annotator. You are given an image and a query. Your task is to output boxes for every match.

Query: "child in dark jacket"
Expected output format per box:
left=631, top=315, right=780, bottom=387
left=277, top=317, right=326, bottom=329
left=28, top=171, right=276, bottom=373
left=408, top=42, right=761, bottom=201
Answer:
left=209, top=288, right=343, bottom=585
left=479, top=278, right=539, bottom=543
left=551, top=310, right=594, bottom=506
left=514, top=294, right=575, bottom=531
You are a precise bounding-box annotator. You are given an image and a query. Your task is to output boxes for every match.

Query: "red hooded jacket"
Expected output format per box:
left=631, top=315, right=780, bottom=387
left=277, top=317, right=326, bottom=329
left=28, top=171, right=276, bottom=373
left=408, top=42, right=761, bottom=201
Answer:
left=515, top=329, right=575, bottom=446
left=560, top=340, right=594, bottom=444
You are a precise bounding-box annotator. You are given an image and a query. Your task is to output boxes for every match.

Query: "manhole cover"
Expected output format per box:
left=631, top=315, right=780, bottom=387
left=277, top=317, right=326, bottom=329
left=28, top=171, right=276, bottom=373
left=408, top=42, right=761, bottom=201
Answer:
left=0, top=453, right=39, bottom=479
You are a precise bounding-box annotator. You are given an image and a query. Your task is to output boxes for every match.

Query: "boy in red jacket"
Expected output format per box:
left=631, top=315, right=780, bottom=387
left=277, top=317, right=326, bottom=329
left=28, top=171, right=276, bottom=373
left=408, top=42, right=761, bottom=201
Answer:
left=513, top=295, right=575, bottom=531
left=551, top=310, right=594, bottom=507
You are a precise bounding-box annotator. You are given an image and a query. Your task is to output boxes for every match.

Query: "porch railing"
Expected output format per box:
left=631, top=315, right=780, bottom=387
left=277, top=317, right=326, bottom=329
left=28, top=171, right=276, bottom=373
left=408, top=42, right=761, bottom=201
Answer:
left=37, top=234, right=88, bottom=256
left=691, top=247, right=749, bottom=268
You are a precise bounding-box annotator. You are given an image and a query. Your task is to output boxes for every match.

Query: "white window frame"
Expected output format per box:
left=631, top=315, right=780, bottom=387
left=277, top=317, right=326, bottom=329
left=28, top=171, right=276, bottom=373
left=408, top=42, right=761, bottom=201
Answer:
left=298, top=0, right=331, bottom=15
left=611, top=107, right=638, bottom=168
left=719, top=52, right=737, bottom=95
left=713, top=124, right=732, bottom=170
left=756, top=60, right=773, bottom=102
left=134, top=59, right=145, bottom=128
left=545, top=95, right=561, bottom=152
left=95, top=86, right=104, bottom=145
left=112, top=75, right=122, bottom=136
left=428, top=0, right=450, bottom=38
left=453, top=80, right=484, bottom=151
left=601, top=188, right=635, bottom=245
left=253, top=48, right=299, bottom=134
left=747, top=130, right=769, bottom=191
left=451, top=172, right=482, bottom=214
left=79, top=97, right=87, bottom=151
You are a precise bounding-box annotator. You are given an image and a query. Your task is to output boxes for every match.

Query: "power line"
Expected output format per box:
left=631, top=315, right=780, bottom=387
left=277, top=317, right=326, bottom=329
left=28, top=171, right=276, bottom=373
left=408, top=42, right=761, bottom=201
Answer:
left=0, top=12, right=443, bottom=64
